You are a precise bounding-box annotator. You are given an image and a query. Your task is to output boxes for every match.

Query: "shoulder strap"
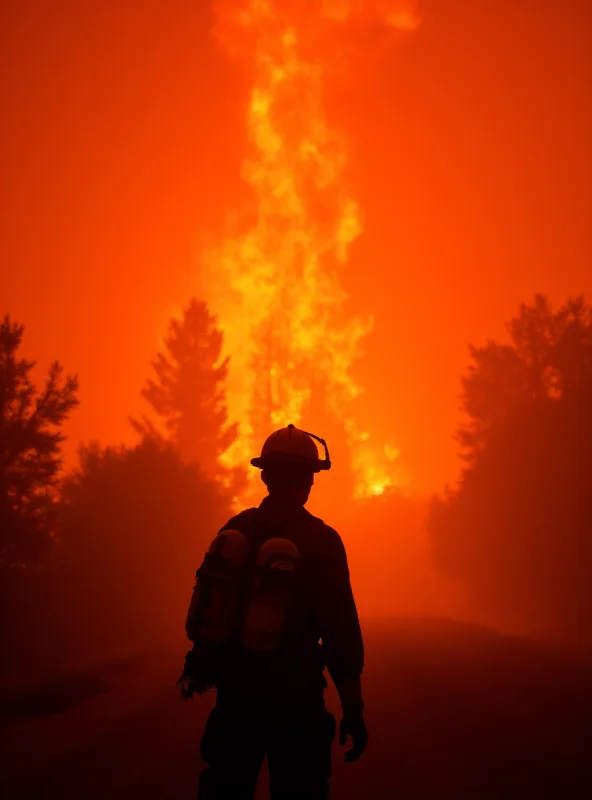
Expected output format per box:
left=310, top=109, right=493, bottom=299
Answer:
left=220, top=505, right=316, bottom=546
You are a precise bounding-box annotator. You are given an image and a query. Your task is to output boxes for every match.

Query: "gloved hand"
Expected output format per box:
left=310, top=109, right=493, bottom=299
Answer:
left=339, top=708, right=368, bottom=763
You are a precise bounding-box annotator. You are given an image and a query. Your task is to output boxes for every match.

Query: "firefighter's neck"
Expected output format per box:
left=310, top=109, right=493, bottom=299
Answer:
left=265, top=486, right=310, bottom=508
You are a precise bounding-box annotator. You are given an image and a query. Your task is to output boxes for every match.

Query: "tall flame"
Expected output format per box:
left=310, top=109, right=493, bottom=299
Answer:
left=204, top=0, right=418, bottom=500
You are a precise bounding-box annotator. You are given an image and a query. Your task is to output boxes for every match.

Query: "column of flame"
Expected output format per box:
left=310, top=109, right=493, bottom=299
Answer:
left=204, top=0, right=417, bottom=499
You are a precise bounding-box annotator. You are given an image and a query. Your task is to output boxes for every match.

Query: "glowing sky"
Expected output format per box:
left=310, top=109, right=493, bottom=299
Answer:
left=2, top=0, right=591, bottom=493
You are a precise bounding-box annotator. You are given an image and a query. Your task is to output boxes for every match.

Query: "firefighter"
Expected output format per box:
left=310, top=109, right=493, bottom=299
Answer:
left=185, top=424, right=367, bottom=799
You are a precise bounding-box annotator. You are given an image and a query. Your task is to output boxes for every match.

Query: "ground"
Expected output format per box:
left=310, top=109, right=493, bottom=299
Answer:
left=1, top=618, right=590, bottom=799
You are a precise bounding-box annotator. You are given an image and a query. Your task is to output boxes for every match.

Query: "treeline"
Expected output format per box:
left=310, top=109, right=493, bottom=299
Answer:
left=428, top=294, right=592, bottom=647
left=2, top=292, right=591, bottom=676
left=0, top=302, right=237, bottom=677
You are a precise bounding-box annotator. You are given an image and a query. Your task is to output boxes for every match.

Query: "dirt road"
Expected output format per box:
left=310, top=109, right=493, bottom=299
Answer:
left=1, top=618, right=590, bottom=799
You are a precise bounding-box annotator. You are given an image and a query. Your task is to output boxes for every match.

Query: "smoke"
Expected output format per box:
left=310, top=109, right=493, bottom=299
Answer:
left=213, top=0, right=420, bottom=63
left=321, top=0, right=420, bottom=29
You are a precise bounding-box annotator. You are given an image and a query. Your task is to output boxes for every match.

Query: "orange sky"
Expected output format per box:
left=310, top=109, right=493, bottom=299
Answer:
left=2, top=0, right=591, bottom=494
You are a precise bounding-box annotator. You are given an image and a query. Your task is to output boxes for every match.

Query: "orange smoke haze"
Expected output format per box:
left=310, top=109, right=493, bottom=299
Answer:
left=2, top=1, right=591, bottom=512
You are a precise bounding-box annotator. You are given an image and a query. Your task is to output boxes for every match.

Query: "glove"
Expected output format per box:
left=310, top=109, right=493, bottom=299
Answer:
left=339, top=708, right=368, bottom=763
left=176, top=646, right=215, bottom=699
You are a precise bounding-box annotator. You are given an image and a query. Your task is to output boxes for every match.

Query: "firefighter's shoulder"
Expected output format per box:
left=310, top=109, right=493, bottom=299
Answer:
left=303, top=512, right=346, bottom=555
left=218, top=507, right=256, bottom=534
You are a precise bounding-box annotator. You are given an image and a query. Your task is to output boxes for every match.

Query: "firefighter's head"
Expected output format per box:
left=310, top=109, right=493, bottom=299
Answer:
left=251, top=424, right=331, bottom=506
left=261, top=462, right=315, bottom=505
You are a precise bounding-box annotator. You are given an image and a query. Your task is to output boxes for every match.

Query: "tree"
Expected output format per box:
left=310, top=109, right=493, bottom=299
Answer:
left=429, top=295, right=592, bottom=645
left=458, top=294, right=566, bottom=462
left=132, top=299, right=239, bottom=485
left=56, top=437, right=231, bottom=656
left=0, top=315, right=78, bottom=570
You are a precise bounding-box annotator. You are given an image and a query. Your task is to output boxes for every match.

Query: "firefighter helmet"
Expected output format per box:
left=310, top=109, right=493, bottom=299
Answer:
left=251, top=424, right=331, bottom=472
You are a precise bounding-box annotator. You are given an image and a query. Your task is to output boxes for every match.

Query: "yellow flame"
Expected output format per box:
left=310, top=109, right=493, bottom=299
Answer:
left=205, top=0, right=417, bottom=500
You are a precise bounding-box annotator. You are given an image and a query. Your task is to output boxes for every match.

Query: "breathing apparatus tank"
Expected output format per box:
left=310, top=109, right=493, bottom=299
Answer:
left=241, top=537, right=301, bottom=652
left=185, top=528, right=249, bottom=645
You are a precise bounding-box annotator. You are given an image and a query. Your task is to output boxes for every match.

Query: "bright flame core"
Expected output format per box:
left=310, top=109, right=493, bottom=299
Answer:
left=205, top=0, right=417, bottom=499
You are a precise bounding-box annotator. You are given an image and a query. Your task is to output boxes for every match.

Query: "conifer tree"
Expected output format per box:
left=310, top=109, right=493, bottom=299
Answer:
left=429, top=295, right=592, bottom=641
left=132, top=299, right=238, bottom=484
left=0, top=315, right=78, bottom=570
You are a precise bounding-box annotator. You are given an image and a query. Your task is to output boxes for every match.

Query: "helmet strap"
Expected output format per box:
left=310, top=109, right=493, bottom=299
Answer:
left=289, top=424, right=332, bottom=471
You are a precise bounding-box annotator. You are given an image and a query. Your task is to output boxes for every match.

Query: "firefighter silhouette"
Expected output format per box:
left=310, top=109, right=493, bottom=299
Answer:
left=179, top=424, right=367, bottom=799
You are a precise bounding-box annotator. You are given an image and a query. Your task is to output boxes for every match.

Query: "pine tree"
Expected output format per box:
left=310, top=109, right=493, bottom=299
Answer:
left=457, top=293, right=592, bottom=462
left=132, top=299, right=238, bottom=483
left=58, top=437, right=231, bottom=651
left=429, top=295, right=592, bottom=642
left=0, top=315, right=79, bottom=570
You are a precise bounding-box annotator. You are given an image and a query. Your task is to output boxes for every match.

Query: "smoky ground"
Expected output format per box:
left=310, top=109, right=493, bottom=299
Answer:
left=1, top=616, right=590, bottom=800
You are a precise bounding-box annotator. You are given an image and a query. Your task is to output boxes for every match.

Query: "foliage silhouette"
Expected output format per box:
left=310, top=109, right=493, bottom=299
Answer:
left=131, top=299, right=241, bottom=494
left=56, top=437, right=231, bottom=655
left=429, top=295, right=592, bottom=644
left=0, top=315, right=78, bottom=571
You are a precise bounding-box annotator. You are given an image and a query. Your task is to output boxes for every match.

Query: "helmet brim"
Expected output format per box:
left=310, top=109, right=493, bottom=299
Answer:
left=250, top=454, right=329, bottom=473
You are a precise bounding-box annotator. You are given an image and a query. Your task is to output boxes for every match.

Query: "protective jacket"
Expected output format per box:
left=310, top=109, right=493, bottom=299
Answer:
left=212, top=495, right=364, bottom=698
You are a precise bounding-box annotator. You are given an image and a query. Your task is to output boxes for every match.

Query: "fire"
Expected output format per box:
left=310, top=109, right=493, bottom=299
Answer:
left=204, top=0, right=418, bottom=500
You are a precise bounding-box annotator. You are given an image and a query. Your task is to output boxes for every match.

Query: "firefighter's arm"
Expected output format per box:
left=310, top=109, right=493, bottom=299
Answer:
left=317, top=528, right=365, bottom=703
left=334, top=675, right=363, bottom=712
left=317, top=528, right=367, bottom=762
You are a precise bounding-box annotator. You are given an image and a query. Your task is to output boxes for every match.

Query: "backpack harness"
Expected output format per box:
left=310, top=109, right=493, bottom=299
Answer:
left=177, top=508, right=303, bottom=698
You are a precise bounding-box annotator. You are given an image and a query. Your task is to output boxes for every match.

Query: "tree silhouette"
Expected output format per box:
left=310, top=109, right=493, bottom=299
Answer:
left=429, top=295, right=592, bottom=644
left=57, top=437, right=231, bottom=654
left=132, top=300, right=239, bottom=486
left=457, top=295, right=592, bottom=461
left=0, top=315, right=78, bottom=571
